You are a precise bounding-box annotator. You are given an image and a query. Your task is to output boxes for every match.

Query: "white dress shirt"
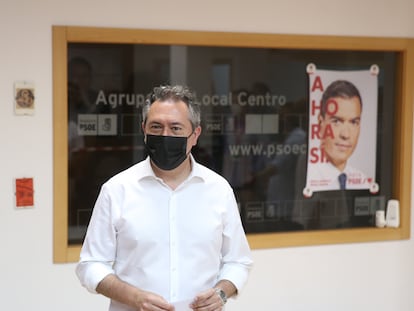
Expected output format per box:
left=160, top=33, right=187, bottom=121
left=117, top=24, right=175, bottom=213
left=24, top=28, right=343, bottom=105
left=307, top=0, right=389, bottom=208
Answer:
left=306, top=161, right=371, bottom=192
left=76, top=155, right=253, bottom=311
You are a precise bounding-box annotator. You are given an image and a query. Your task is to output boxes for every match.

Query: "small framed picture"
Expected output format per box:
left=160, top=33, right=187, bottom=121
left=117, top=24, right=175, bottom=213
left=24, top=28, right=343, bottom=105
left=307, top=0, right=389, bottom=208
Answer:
left=14, top=81, right=35, bottom=115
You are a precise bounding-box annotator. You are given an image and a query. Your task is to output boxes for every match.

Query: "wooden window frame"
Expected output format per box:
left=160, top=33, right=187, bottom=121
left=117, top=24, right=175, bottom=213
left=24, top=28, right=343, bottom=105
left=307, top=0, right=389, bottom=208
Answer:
left=53, top=26, right=413, bottom=263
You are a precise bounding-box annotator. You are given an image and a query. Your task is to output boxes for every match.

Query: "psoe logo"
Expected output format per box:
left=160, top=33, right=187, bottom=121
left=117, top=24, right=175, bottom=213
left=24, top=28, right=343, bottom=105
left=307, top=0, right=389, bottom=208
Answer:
left=78, top=114, right=97, bottom=136
left=245, top=203, right=264, bottom=222
left=77, top=114, right=118, bottom=136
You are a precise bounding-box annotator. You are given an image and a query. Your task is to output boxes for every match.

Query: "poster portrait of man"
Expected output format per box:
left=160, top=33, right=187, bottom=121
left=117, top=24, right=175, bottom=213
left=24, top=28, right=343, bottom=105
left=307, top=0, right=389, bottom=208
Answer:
left=305, top=65, right=378, bottom=194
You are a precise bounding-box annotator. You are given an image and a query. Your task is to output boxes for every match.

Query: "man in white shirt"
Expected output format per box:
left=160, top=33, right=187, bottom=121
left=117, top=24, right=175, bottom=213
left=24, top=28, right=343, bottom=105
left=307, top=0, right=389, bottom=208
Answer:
left=307, top=80, right=370, bottom=191
left=76, top=85, right=253, bottom=311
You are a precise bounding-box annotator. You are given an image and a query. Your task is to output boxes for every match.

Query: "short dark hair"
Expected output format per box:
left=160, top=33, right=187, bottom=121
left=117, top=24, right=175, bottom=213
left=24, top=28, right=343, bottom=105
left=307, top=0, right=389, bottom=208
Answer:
left=143, top=85, right=201, bottom=130
left=321, top=80, right=362, bottom=117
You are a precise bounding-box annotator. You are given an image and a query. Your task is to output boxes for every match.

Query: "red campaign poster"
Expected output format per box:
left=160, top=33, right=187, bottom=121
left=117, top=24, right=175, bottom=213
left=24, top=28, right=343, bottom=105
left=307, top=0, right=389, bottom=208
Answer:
left=304, top=64, right=379, bottom=197
left=15, top=178, right=34, bottom=208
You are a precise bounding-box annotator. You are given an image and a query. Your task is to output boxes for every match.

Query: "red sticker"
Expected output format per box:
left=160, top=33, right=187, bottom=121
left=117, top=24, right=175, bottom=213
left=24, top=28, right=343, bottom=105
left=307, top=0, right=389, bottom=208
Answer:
left=16, top=178, right=34, bottom=207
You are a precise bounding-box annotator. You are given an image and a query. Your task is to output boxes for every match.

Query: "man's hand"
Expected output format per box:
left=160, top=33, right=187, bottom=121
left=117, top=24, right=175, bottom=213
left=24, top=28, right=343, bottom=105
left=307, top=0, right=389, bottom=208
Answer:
left=134, top=289, right=175, bottom=311
left=189, top=288, right=224, bottom=311
left=96, top=274, right=174, bottom=311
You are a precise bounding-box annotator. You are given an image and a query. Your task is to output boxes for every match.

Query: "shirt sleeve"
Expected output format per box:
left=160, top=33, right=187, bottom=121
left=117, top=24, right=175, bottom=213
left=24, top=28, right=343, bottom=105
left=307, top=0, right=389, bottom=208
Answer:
left=75, top=184, right=118, bottom=293
left=218, top=188, right=253, bottom=293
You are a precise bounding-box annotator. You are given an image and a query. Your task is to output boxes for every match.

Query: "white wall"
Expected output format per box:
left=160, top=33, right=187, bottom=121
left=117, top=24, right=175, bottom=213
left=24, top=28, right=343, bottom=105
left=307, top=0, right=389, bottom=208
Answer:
left=1, top=0, right=414, bottom=310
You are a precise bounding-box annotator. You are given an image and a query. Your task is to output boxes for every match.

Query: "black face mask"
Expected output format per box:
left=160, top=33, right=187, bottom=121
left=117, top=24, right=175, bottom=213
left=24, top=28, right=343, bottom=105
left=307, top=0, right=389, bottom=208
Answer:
left=144, top=134, right=191, bottom=170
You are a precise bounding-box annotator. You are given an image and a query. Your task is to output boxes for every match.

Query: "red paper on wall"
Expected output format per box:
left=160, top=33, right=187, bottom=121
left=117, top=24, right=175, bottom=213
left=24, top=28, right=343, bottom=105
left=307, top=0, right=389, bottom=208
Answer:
left=16, top=178, right=34, bottom=207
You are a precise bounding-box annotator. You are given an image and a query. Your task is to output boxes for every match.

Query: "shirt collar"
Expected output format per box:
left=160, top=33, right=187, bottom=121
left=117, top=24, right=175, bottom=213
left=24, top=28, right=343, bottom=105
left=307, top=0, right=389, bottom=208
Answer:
left=187, top=154, right=206, bottom=182
left=138, top=154, right=206, bottom=183
left=331, top=162, right=352, bottom=175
